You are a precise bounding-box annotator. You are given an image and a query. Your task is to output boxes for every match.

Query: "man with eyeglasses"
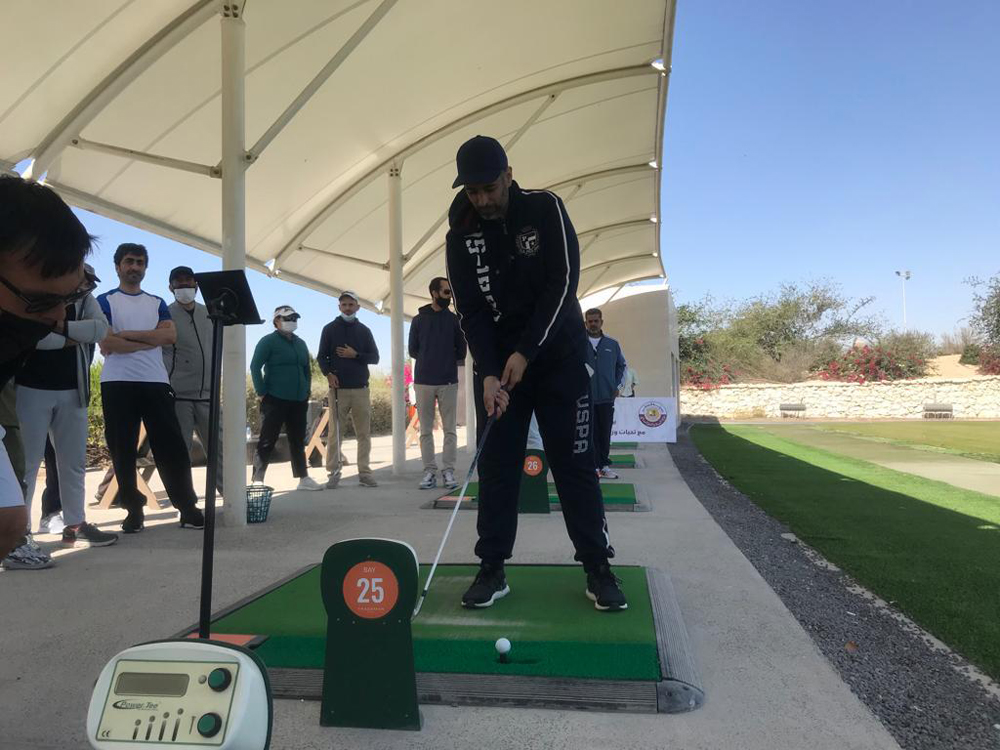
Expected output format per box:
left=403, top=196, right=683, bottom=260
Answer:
left=408, top=276, right=467, bottom=490
left=0, top=176, right=92, bottom=566
left=15, top=263, right=118, bottom=558
left=97, top=244, right=205, bottom=534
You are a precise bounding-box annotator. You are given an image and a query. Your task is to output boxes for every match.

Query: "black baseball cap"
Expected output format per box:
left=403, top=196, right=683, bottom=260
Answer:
left=452, top=135, right=508, bottom=188
left=168, top=265, right=196, bottom=283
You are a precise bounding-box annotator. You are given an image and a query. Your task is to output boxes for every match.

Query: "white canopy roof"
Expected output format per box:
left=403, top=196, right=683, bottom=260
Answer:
left=2, top=0, right=676, bottom=317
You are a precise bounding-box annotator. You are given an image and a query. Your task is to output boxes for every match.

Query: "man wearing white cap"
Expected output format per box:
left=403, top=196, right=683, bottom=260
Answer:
left=249, top=305, right=324, bottom=491
left=317, top=291, right=380, bottom=488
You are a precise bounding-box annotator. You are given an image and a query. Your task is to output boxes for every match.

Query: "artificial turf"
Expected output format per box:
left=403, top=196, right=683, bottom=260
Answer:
left=609, top=454, right=637, bottom=468
left=691, top=424, right=1000, bottom=680
left=816, top=422, right=1000, bottom=463
left=445, top=482, right=637, bottom=505
left=209, top=565, right=660, bottom=681
left=612, top=441, right=639, bottom=449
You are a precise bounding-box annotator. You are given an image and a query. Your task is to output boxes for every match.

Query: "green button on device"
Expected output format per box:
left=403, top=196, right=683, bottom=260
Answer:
left=197, top=713, right=222, bottom=738
left=208, top=667, right=232, bottom=692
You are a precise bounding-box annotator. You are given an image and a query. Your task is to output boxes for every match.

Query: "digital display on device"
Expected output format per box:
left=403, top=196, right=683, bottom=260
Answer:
left=114, top=672, right=190, bottom=697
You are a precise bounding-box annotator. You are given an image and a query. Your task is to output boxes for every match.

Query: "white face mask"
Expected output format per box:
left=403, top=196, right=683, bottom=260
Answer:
left=279, top=320, right=298, bottom=333
left=340, top=313, right=357, bottom=322
left=173, top=287, right=197, bottom=304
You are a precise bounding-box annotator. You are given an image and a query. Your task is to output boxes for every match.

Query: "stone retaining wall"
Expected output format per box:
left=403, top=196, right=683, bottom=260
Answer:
left=680, top=377, right=1000, bottom=420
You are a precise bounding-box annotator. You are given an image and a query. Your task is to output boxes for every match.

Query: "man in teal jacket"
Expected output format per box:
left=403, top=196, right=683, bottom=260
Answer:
left=585, top=308, right=627, bottom=479
left=250, top=305, right=323, bottom=491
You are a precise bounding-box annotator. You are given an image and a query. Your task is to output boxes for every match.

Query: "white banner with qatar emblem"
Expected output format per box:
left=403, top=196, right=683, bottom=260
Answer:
left=610, top=397, right=678, bottom=443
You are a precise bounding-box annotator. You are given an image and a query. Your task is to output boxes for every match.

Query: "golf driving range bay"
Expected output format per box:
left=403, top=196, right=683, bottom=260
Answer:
left=189, top=562, right=703, bottom=714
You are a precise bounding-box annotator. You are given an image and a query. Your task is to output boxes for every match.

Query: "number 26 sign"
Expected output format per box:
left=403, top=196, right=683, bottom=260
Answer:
left=342, top=561, right=400, bottom=619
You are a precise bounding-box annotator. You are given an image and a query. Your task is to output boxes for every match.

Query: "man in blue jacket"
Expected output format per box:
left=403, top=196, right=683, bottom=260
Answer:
left=585, top=308, right=627, bottom=480
left=445, top=135, right=626, bottom=612
left=318, top=291, right=380, bottom=488
left=408, top=277, right=467, bottom=491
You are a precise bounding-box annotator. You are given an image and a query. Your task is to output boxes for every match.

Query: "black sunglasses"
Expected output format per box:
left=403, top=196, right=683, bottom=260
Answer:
left=0, top=273, right=95, bottom=314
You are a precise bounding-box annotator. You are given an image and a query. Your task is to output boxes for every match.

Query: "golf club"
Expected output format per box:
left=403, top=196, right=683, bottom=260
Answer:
left=412, top=400, right=503, bottom=618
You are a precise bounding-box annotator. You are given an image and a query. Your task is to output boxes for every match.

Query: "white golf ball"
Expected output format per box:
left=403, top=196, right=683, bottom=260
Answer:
left=495, top=637, right=511, bottom=655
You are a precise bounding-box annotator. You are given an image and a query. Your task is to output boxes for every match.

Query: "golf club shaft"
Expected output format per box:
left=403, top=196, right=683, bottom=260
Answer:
left=412, top=409, right=499, bottom=618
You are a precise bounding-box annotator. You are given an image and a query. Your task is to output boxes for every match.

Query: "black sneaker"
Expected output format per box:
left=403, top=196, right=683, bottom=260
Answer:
left=62, top=522, right=119, bottom=548
left=585, top=563, right=628, bottom=611
left=461, top=562, right=510, bottom=608
left=179, top=507, right=205, bottom=530
left=121, top=508, right=144, bottom=534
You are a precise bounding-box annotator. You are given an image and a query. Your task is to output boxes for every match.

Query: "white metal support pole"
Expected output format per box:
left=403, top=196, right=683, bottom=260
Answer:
left=388, top=164, right=406, bottom=474
left=464, top=351, right=476, bottom=453
left=901, top=278, right=908, bottom=330
left=221, top=2, right=247, bottom=525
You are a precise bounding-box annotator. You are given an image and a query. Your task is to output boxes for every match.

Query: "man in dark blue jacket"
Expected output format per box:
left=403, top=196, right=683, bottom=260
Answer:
left=318, top=291, right=380, bottom=488
left=408, top=277, right=467, bottom=491
left=585, top=308, right=627, bottom=479
left=445, top=135, right=626, bottom=612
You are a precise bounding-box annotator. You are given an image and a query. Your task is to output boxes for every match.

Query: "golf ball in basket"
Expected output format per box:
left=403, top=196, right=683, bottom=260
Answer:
left=495, top=638, right=511, bottom=655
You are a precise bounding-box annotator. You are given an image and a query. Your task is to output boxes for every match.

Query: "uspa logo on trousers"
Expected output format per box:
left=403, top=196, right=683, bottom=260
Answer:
left=638, top=401, right=668, bottom=428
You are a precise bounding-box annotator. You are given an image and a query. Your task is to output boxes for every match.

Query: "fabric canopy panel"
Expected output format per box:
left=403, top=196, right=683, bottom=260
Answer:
left=1, top=0, right=675, bottom=315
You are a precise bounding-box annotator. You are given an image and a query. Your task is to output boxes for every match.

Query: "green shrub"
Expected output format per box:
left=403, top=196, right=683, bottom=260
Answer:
left=960, top=343, right=982, bottom=365
left=88, top=362, right=105, bottom=449
left=876, top=331, right=936, bottom=370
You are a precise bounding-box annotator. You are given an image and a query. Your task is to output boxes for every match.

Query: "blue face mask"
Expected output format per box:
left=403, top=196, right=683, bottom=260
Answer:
left=340, top=313, right=357, bottom=322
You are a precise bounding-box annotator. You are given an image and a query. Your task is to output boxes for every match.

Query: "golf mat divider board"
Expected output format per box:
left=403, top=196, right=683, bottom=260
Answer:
left=426, top=482, right=650, bottom=512
left=612, top=441, right=639, bottom=449
left=647, top=569, right=705, bottom=712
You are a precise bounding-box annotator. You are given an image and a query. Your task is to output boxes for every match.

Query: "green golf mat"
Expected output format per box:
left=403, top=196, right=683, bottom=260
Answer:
left=610, top=454, right=636, bottom=468
left=208, top=564, right=659, bottom=681
left=439, top=482, right=637, bottom=506
left=612, top=441, right=639, bottom=449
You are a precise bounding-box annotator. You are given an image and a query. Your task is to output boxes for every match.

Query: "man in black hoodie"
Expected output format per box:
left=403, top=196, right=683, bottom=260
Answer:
left=318, top=291, right=380, bottom=488
left=408, top=276, right=467, bottom=491
left=445, top=136, right=627, bottom=612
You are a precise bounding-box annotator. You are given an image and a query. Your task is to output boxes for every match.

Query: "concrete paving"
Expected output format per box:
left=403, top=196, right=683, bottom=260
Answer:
left=755, top=424, right=1000, bottom=497
left=0, top=429, right=901, bottom=749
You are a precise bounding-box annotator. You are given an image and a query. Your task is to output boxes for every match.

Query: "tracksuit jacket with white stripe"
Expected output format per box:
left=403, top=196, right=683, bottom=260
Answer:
left=445, top=181, right=614, bottom=566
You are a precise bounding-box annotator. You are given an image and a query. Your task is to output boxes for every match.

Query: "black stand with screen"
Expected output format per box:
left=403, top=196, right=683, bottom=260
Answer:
left=193, top=270, right=263, bottom=639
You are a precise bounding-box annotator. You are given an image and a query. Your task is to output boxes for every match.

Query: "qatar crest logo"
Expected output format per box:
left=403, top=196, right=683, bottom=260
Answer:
left=638, top=401, right=668, bottom=428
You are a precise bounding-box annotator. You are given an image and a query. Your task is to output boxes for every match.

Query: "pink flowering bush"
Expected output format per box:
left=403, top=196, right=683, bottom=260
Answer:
left=816, top=344, right=926, bottom=383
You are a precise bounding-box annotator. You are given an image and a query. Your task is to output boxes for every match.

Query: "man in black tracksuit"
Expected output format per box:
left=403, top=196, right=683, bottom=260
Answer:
left=445, top=135, right=627, bottom=612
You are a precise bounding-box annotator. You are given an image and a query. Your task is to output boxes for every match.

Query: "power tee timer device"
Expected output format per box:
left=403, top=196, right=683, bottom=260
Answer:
left=87, top=639, right=272, bottom=749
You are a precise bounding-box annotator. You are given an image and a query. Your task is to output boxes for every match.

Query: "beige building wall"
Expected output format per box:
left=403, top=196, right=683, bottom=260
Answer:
left=591, top=286, right=680, bottom=403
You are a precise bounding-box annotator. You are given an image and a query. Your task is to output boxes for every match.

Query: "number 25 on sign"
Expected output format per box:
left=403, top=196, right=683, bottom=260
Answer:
left=342, top=561, right=400, bottom=619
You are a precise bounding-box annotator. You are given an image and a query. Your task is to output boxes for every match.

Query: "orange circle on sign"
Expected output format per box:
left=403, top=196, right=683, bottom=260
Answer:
left=523, top=455, right=543, bottom=477
left=342, top=561, right=399, bottom=619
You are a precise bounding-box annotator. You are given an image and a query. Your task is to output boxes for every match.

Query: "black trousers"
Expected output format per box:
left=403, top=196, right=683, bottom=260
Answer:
left=253, top=395, right=308, bottom=481
left=473, top=357, right=614, bottom=567
left=101, top=382, right=198, bottom=512
left=593, top=402, right=615, bottom=469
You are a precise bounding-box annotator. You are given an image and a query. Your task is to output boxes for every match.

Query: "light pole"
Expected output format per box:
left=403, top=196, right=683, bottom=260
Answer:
left=895, top=270, right=911, bottom=329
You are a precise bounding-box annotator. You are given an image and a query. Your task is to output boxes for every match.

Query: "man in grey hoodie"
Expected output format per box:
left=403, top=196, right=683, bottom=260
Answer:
left=163, top=266, right=223, bottom=494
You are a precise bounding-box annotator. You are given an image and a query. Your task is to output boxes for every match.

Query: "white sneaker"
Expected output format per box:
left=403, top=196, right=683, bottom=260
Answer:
left=296, top=476, right=325, bottom=492
left=599, top=466, right=620, bottom=480
left=419, top=471, right=437, bottom=490
left=37, top=512, right=65, bottom=535
left=442, top=469, right=459, bottom=490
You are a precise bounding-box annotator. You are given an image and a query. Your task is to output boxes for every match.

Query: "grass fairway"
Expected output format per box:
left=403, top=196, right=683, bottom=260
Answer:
left=817, top=422, right=1000, bottom=463
left=691, top=424, right=1000, bottom=680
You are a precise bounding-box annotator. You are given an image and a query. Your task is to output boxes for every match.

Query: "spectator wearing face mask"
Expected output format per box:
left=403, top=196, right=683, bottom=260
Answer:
left=163, top=266, right=222, bottom=494
left=249, top=305, right=324, bottom=491
left=408, top=276, right=467, bottom=491
left=317, top=291, right=380, bottom=488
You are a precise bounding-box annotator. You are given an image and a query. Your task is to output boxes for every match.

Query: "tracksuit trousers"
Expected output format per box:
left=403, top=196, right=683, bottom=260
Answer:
left=473, top=357, right=614, bottom=567
left=101, top=382, right=198, bottom=513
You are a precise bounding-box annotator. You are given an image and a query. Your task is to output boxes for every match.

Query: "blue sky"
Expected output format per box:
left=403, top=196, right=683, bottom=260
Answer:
left=661, top=0, right=999, bottom=334
left=49, top=0, right=1000, bottom=361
